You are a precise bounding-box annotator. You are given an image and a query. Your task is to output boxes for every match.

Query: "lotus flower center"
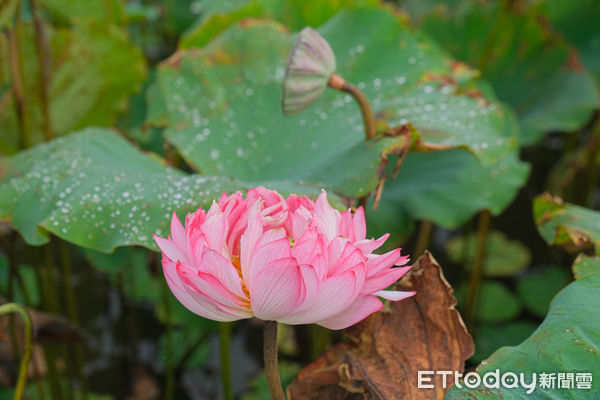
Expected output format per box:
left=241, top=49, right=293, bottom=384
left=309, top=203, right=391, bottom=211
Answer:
left=231, top=255, right=251, bottom=306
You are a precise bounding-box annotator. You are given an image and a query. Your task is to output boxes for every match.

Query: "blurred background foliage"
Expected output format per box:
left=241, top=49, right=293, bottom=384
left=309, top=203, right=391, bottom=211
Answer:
left=0, top=0, right=599, bottom=398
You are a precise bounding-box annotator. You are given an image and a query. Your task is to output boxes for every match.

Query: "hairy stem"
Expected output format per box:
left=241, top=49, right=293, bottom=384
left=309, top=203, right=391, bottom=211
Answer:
left=263, top=321, right=285, bottom=400
left=0, top=303, right=33, bottom=400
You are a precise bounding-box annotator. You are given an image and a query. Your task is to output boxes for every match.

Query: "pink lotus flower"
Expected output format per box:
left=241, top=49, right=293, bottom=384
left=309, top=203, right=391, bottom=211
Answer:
left=154, top=187, right=414, bottom=329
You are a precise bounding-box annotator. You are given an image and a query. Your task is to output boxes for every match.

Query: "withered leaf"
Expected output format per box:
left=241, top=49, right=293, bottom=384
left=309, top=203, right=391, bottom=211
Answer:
left=288, top=252, right=474, bottom=400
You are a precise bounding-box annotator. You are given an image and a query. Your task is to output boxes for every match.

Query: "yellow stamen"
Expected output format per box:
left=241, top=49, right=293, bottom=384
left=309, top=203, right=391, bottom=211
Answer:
left=231, top=255, right=251, bottom=308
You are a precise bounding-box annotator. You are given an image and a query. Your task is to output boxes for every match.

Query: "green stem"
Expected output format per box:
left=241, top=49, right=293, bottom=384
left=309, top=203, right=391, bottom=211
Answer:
left=310, top=324, right=330, bottom=360
left=160, top=282, right=174, bottom=400
left=7, top=254, right=22, bottom=369
left=219, top=322, right=233, bottom=400
left=413, top=220, right=433, bottom=259
left=263, top=321, right=285, bottom=400
left=0, top=303, right=32, bottom=400
left=30, top=0, right=52, bottom=141
left=41, top=244, right=64, bottom=400
left=7, top=25, right=29, bottom=148
left=58, top=242, right=78, bottom=325
left=2, top=237, right=45, bottom=400
left=584, top=120, right=600, bottom=208
left=59, top=241, right=88, bottom=400
left=464, top=210, right=491, bottom=330
left=176, top=332, right=209, bottom=372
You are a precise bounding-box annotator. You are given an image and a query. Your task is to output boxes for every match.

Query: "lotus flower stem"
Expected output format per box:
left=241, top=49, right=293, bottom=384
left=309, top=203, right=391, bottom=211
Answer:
left=329, top=73, right=376, bottom=140
left=264, top=321, right=286, bottom=400
left=0, top=303, right=32, bottom=400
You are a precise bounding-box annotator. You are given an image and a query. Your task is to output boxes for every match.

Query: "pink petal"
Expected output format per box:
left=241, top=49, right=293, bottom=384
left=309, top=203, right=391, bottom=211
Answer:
left=354, top=233, right=389, bottom=255
left=184, top=285, right=252, bottom=319
left=330, top=242, right=365, bottom=276
left=170, top=211, right=186, bottom=247
left=313, top=190, right=340, bottom=240
left=161, top=258, right=241, bottom=321
left=201, top=209, right=228, bottom=251
left=177, top=262, right=249, bottom=313
left=326, top=237, right=348, bottom=268
left=240, top=201, right=264, bottom=279
left=291, top=237, right=319, bottom=265
left=290, top=205, right=313, bottom=239
left=189, top=234, right=207, bottom=266
left=198, top=249, right=245, bottom=298
left=250, top=258, right=304, bottom=320
left=352, top=206, right=367, bottom=242
left=154, top=234, right=185, bottom=262
left=374, top=290, right=416, bottom=301
left=286, top=194, right=314, bottom=213
left=360, top=266, right=412, bottom=294
left=280, top=271, right=358, bottom=324
left=365, top=249, right=402, bottom=277
left=247, top=228, right=291, bottom=287
left=317, top=295, right=383, bottom=330
left=299, top=264, right=320, bottom=303
left=185, top=208, right=206, bottom=228
left=339, top=209, right=353, bottom=238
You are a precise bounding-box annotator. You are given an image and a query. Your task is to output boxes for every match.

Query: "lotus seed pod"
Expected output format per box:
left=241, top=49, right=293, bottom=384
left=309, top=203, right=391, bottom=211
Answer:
left=282, top=27, right=337, bottom=116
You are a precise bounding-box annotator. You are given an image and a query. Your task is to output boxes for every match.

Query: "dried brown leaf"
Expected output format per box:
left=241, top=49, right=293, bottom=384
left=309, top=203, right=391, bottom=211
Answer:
left=288, top=252, right=474, bottom=400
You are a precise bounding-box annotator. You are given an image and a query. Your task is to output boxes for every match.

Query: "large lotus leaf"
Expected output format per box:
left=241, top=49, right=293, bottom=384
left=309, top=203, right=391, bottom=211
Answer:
left=152, top=8, right=518, bottom=200
left=534, top=193, right=600, bottom=254
left=0, top=20, right=146, bottom=154
left=419, top=2, right=598, bottom=145
left=0, top=128, right=330, bottom=252
left=446, top=259, right=600, bottom=398
left=542, top=0, right=600, bottom=81
left=366, top=149, right=529, bottom=239
left=179, top=0, right=377, bottom=49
